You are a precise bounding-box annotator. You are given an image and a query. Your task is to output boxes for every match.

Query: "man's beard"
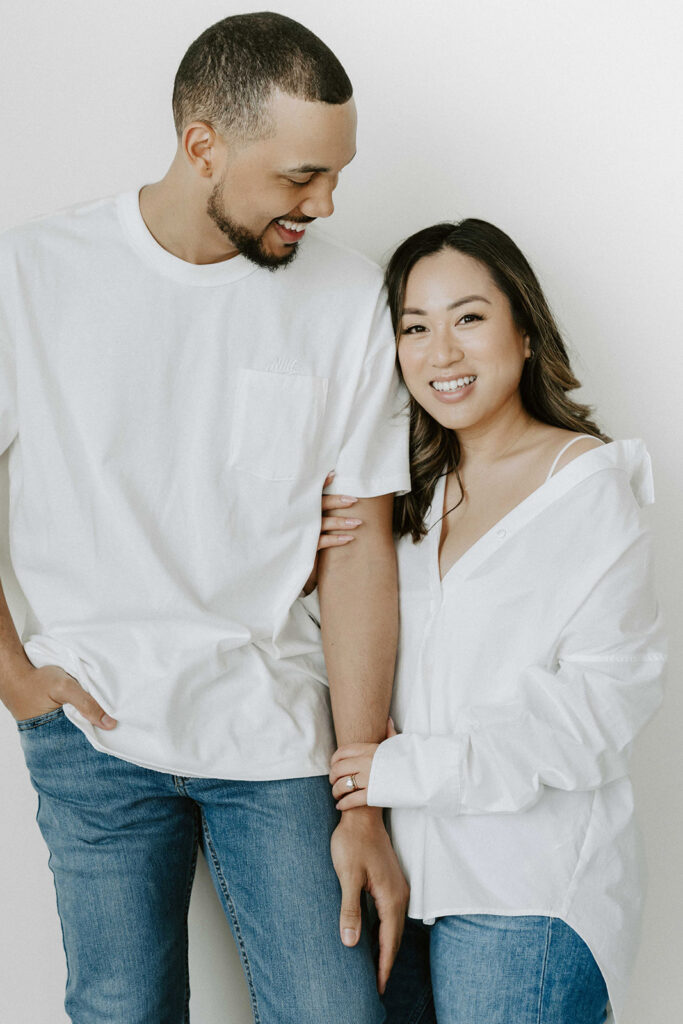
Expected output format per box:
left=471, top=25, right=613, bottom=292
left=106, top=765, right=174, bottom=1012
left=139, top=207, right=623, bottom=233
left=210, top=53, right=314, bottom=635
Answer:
left=207, top=181, right=299, bottom=271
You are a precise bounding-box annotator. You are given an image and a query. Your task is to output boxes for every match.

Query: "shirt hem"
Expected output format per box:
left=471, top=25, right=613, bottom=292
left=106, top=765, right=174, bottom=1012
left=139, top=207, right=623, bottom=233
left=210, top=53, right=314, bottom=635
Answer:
left=409, top=903, right=618, bottom=1024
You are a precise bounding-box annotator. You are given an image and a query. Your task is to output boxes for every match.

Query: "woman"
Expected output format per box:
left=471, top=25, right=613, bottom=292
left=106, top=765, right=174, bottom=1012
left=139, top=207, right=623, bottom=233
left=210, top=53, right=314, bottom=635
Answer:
left=322, top=220, right=665, bottom=1023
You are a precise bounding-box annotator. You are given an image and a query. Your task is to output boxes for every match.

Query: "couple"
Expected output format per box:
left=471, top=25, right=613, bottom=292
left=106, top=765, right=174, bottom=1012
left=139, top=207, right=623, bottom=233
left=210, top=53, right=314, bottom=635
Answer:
left=0, top=11, right=664, bottom=1024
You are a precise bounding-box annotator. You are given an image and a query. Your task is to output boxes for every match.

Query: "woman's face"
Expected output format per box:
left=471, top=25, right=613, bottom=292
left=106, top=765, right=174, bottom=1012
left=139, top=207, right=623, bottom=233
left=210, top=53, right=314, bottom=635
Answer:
left=397, top=248, right=531, bottom=433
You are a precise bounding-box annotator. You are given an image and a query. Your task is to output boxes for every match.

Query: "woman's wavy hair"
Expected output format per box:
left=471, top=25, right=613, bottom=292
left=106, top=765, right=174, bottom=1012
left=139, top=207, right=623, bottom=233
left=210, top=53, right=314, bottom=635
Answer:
left=386, top=219, right=609, bottom=541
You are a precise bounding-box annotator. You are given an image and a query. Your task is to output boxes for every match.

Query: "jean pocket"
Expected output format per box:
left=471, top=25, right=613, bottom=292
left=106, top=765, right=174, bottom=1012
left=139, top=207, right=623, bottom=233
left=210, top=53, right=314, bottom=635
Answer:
left=16, top=707, right=65, bottom=732
left=228, top=369, right=328, bottom=481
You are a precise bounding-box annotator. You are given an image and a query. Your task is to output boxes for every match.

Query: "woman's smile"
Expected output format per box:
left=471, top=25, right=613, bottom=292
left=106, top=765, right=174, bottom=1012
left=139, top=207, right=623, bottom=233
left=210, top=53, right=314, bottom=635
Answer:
left=429, top=374, right=477, bottom=401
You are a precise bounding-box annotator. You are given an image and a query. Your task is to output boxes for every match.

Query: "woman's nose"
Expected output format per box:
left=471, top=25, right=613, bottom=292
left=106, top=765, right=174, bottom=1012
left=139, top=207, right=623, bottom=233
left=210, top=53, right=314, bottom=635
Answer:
left=431, top=328, right=464, bottom=367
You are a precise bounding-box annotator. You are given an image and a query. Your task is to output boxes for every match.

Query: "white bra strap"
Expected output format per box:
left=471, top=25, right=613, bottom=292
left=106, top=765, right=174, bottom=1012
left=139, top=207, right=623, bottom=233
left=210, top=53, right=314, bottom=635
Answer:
left=545, top=435, right=601, bottom=481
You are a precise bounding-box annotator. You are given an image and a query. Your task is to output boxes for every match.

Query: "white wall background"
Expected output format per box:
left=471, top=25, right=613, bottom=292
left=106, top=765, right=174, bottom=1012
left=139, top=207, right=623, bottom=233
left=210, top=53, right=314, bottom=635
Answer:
left=0, top=1, right=681, bottom=1021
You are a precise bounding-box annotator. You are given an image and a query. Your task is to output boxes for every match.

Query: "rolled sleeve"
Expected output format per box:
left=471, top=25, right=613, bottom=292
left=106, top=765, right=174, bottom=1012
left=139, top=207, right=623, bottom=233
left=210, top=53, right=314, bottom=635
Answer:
left=367, top=732, right=467, bottom=814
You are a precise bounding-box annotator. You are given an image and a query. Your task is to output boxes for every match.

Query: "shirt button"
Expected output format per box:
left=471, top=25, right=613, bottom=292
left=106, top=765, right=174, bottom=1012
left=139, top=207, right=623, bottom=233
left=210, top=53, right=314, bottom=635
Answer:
left=496, top=528, right=507, bottom=538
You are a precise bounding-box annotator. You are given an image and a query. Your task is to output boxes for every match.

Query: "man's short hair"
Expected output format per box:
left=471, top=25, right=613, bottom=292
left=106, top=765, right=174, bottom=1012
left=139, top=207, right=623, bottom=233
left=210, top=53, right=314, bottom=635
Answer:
left=172, top=12, right=353, bottom=140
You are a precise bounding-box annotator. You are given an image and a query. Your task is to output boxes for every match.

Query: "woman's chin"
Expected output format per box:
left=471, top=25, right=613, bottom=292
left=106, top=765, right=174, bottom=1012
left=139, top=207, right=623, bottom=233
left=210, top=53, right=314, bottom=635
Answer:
left=424, top=400, right=479, bottom=432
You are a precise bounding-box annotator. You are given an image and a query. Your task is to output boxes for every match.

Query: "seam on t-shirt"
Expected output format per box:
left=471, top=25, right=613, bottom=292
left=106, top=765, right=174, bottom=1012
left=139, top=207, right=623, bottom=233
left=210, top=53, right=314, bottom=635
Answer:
left=561, top=653, right=666, bottom=664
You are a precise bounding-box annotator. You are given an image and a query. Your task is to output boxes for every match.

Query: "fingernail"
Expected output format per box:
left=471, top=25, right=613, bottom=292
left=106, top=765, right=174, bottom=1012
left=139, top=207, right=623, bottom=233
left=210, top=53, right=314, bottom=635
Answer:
left=339, top=496, right=357, bottom=505
left=100, top=714, right=117, bottom=728
left=342, top=929, right=357, bottom=946
left=344, top=518, right=362, bottom=526
left=337, top=535, right=356, bottom=542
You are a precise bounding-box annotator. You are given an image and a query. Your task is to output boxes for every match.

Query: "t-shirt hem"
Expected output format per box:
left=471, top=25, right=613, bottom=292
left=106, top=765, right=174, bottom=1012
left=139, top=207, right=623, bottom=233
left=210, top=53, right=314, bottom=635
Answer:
left=65, top=711, right=332, bottom=781
left=326, top=473, right=411, bottom=498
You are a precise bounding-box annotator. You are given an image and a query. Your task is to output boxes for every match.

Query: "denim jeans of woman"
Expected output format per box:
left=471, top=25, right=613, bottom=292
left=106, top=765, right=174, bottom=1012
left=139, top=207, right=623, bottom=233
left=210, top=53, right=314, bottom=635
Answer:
left=382, top=913, right=608, bottom=1024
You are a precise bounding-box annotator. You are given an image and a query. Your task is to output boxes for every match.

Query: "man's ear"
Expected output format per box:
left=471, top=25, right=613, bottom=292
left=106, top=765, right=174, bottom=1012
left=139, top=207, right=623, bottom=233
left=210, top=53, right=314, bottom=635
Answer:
left=182, top=122, right=218, bottom=179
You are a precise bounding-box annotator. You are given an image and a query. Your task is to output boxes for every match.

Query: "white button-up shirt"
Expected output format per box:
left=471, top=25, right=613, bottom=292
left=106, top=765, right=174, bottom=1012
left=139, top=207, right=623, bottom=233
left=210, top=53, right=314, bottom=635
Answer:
left=368, top=440, right=665, bottom=1022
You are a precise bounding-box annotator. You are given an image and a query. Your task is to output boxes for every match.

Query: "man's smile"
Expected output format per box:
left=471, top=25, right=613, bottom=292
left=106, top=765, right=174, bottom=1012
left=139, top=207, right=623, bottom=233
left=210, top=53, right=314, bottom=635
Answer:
left=273, top=217, right=314, bottom=244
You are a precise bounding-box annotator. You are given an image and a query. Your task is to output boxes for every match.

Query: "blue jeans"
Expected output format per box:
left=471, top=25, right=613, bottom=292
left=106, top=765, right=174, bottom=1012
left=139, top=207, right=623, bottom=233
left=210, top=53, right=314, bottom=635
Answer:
left=19, top=708, right=385, bottom=1024
left=382, top=914, right=608, bottom=1024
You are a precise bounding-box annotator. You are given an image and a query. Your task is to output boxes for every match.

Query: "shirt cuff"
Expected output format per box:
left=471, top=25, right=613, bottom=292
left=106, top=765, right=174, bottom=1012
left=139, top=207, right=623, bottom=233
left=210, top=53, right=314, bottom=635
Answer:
left=366, top=733, right=467, bottom=816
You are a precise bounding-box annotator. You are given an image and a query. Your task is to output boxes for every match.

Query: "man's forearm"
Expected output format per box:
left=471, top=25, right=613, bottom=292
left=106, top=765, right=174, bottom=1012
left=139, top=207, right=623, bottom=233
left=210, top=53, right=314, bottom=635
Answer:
left=318, top=494, right=398, bottom=746
left=0, top=577, right=33, bottom=700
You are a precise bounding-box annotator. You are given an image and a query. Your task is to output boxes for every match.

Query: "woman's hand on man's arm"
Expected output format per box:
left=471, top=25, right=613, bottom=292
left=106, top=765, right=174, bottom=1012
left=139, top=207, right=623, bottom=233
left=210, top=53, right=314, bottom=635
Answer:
left=302, top=473, right=363, bottom=595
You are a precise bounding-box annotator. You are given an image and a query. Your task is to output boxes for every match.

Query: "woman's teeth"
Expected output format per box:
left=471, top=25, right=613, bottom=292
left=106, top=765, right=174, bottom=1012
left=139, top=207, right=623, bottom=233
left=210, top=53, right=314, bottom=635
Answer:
left=431, top=375, right=476, bottom=392
left=277, top=218, right=305, bottom=232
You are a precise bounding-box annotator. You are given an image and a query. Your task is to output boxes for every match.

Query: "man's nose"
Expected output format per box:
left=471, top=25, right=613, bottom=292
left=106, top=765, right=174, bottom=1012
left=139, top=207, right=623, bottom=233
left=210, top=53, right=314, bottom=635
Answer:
left=299, top=176, right=337, bottom=219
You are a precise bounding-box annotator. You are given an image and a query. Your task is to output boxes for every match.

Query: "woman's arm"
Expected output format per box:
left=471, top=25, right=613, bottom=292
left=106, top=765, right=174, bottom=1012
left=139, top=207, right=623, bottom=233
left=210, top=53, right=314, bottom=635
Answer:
left=301, top=477, right=361, bottom=595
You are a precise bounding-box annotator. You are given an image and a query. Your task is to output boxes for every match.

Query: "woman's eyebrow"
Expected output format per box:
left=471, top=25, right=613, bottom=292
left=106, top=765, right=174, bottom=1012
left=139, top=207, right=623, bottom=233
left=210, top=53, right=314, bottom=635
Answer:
left=402, top=294, right=492, bottom=315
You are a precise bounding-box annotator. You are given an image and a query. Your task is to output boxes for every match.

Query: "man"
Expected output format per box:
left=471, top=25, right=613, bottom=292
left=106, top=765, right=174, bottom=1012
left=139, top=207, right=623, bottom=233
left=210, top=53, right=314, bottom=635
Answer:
left=0, top=12, right=409, bottom=1023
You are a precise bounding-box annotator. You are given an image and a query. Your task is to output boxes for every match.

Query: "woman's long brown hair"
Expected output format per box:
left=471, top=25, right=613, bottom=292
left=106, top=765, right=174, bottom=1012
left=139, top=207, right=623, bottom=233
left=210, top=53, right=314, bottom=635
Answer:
left=386, top=220, right=609, bottom=541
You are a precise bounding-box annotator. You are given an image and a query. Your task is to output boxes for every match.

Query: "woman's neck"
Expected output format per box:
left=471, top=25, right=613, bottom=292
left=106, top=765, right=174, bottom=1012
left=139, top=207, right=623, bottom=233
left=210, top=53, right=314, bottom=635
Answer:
left=455, top=399, right=537, bottom=471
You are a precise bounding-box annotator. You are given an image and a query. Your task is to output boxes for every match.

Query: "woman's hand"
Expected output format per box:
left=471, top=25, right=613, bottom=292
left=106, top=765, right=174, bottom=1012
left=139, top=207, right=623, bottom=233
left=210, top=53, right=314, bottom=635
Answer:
left=302, top=473, right=363, bottom=595
left=330, top=718, right=398, bottom=810
left=330, top=744, right=378, bottom=809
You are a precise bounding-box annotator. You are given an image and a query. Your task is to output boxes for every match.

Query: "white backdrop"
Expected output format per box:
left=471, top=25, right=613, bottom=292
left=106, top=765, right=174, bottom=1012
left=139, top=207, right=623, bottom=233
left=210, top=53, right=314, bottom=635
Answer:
left=0, top=1, right=681, bottom=1021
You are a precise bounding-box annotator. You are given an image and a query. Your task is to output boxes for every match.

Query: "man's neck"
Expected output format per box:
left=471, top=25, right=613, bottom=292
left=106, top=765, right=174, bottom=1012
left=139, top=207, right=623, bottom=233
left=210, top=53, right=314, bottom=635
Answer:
left=138, top=168, right=239, bottom=266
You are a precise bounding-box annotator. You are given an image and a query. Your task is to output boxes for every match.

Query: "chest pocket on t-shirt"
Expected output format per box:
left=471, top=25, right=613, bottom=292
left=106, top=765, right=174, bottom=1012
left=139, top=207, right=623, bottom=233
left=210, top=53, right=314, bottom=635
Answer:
left=229, top=369, right=329, bottom=481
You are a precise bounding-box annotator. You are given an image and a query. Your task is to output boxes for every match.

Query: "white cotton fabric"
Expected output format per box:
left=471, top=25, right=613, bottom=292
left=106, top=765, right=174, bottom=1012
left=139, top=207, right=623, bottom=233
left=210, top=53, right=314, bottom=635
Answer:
left=0, top=191, right=410, bottom=779
left=367, top=440, right=665, bottom=1022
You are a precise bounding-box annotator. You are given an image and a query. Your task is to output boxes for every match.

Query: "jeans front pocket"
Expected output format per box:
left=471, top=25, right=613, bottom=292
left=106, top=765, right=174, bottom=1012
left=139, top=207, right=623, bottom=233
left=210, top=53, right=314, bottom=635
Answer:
left=228, top=368, right=328, bottom=481
left=16, top=707, right=65, bottom=732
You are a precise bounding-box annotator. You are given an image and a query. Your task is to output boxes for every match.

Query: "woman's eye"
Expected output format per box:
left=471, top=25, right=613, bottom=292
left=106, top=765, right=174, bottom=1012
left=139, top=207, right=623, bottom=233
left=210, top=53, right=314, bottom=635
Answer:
left=287, top=177, right=313, bottom=186
left=459, top=313, right=483, bottom=325
left=401, top=324, right=427, bottom=335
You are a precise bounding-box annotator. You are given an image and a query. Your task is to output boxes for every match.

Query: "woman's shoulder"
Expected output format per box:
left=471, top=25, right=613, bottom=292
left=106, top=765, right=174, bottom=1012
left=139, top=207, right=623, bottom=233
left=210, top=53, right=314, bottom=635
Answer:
left=542, top=429, right=605, bottom=478
left=535, top=430, right=654, bottom=511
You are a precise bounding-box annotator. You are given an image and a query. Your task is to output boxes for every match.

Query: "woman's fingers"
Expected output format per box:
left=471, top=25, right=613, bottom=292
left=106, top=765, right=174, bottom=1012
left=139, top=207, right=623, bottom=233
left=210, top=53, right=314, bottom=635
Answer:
left=330, top=744, right=372, bottom=767
left=322, top=494, right=358, bottom=512
left=317, top=514, right=362, bottom=551
left=330, top=748, right=375, bottom=807
left=317, top=533, right=356, bottom=551
left=332, top=771, right=367, bottom=800
left=330, top=763, right=361, bottom=789
left=322, top=515, right=362, bottom=532
left=329, top=754, right=368, bottom=786
left=335, top=789, right=369, bottom=811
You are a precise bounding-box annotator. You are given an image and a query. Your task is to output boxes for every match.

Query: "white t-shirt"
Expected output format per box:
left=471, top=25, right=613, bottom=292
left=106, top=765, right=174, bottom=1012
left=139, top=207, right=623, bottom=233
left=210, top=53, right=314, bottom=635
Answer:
left=0, top=191, right=410, bottom=779
left=367, top=440, right=665, bottom=1023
